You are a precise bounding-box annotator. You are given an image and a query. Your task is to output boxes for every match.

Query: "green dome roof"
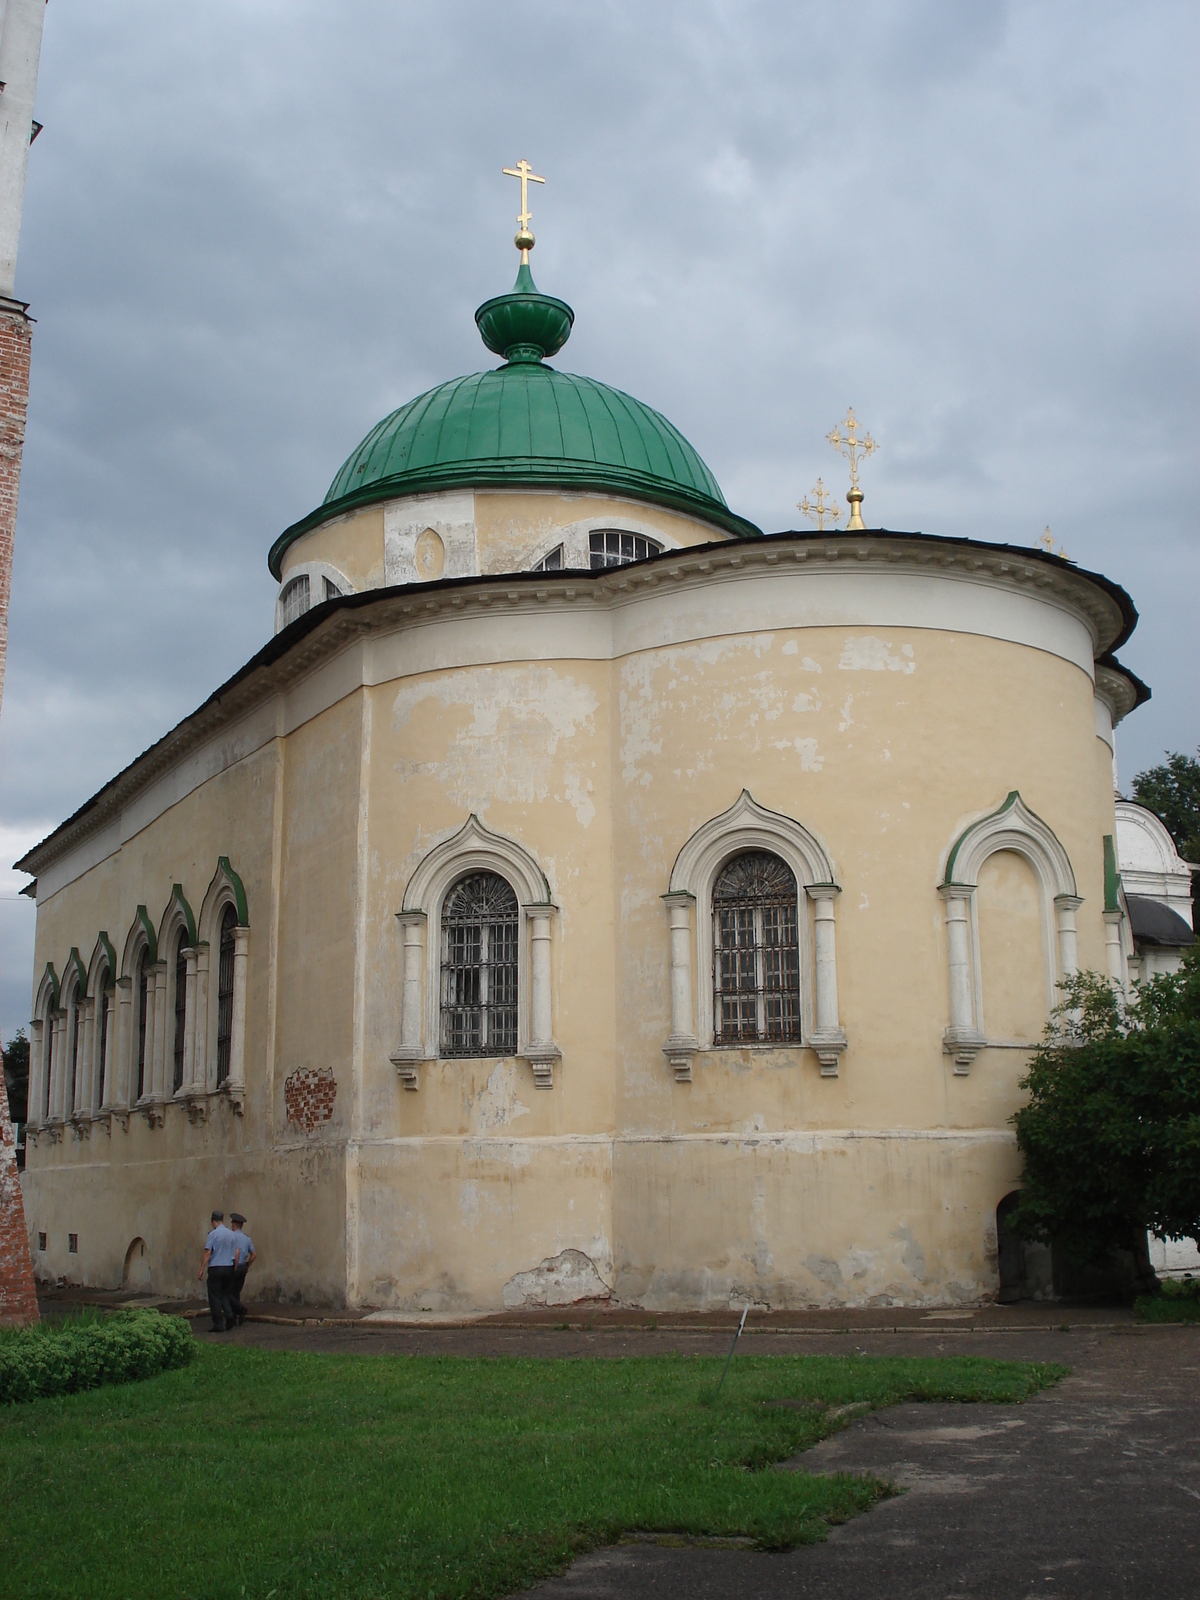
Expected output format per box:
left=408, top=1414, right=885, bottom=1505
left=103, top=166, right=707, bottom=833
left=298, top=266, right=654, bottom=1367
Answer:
left=269, top=265, right=759, bottom=577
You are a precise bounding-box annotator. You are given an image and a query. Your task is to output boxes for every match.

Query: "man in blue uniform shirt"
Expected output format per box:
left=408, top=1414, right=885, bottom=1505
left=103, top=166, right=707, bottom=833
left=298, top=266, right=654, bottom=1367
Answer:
left=197, top=1210, right=238, bottom=1332
left=228, top=1212, right=256, bottom=1326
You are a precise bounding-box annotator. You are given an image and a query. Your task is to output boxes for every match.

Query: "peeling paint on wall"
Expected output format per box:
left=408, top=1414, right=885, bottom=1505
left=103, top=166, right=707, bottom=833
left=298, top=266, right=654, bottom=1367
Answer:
left=839, top=636, right=916, bottom=673
left=502, top=1248, right=612, bottom=1308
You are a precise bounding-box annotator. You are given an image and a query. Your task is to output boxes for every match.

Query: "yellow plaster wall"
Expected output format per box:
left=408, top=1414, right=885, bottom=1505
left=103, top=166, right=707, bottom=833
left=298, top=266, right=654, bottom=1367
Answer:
left=280, top=507, right=386, bottom=591
left=472, top=490, right=729, bottom=574
left=976, top=851, right=1049, bottom=1041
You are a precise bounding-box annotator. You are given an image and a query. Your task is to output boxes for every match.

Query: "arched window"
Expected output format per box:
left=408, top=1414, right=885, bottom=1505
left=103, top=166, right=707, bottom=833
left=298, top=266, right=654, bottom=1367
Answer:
left=96, top=980, right=111, bottom=1111
left=589, top=530, right=662, bottom=570
left=216, top=904, right=237, bottom=1085
left=712, top=852, right=801, bottom=1045
left=439, top=872, right=519, bottom=1057
left=279, top=573, right=310, bottom=627
left=136, top=949, right=150, bottom=1100
left=67, top=981, right=83, bottom=1115
left=534, top=545, right=563, bottom=572
left=172, top=928, right=189, bottom=1093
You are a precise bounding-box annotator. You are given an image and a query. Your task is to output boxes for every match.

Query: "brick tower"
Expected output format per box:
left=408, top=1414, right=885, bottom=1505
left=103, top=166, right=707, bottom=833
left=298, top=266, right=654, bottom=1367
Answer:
left=0, top=0, right=46, bottom=1325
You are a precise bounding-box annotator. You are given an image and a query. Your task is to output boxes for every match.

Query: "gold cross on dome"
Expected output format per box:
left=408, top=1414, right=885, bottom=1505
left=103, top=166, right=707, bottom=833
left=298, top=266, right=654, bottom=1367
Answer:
left=799, top=478, right=841, bottom=530
left=826, top=407, right=878, bottom=491
left=503, top=158, right=545, bottom=259
left=1038, top=525, right=1070, bottom=561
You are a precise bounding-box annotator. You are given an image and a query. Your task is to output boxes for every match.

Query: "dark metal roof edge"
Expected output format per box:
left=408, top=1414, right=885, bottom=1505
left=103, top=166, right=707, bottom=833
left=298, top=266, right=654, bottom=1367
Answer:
left=16, top=526, right=1139, bottom=877
left=1095, top=650, right=1151, bottom=709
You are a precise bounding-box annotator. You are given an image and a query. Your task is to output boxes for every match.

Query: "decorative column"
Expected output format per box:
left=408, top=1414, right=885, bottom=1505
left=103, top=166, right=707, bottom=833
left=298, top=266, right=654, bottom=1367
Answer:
left=1054, top=895, right=1082, bottom=983
left=807, top=885, right=847, bottom=1076
left=99, top=994, right=117, bottom=1118
left=146, top=962, right=167, bottom=1122
left=661, top=891, right=697, bottom=1082
left=524, top=905, right=561, bottom=1090
left=26, top=1019, right=43, bottom=1135
left=390, top=912, right=427, bottom=1090
left=49, top=1011, right=65, bottom=1124
left=75, top=999, right=94, bottom=1124
left=180, top=947, right=198, bottom=1100
left=1103, top=910, right=1125, bottom=991
left=940, top=885, right=984, bottom=1073
left=191, top=943, right=210, bottom=1097
left=113, top=977, right=132, bottom=1119
left=226, top=925, right=249, bottom=1112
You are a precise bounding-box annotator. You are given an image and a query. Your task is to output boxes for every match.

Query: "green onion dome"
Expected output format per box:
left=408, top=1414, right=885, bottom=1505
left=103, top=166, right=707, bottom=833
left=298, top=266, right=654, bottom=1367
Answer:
left=269, top=264, right=759, bottom=577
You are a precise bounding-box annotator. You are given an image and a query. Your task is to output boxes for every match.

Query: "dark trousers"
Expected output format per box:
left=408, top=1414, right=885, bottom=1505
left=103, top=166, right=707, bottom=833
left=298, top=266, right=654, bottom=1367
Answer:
left=229, top=1267, right=249, bottom=1324
left=207, top=1266, right=236, bottom=1330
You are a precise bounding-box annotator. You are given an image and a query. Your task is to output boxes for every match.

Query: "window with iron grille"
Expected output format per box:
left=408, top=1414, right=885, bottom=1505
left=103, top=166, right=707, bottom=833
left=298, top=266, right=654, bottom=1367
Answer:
left=216, top=904, right=237, bottom=1086
left=712, top=852, right=801, bottom=1045
left=440, top=872, right=519, bottom=1057
left=136, top=953, right=149, bottom=1099
left=173, top=930, right=188, bottom=1093
left=588, top=530, right=662, bottom=569
left=533, top=545, right=564, bottom=571
left=96, top=981, right=111, bottom=1110
left=68, top=984, right=82, bottom=1112
left=280, top=573, right=310, bottom=626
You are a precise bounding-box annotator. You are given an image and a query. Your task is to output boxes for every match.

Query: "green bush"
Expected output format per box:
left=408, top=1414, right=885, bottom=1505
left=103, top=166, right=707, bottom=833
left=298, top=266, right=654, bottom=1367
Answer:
left=1159, top=1274, right=1200, bottom=1300
left=0, top=1308, right=193, bottom=1404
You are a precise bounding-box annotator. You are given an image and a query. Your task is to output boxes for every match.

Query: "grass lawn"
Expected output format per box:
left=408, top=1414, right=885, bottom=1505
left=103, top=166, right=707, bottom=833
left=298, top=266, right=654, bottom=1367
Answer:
left=0, top=1345, right=1064, bottom=1600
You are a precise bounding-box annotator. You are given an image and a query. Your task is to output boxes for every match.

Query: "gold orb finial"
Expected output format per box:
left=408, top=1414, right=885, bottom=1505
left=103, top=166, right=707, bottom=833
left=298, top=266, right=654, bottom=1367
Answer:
left=503, top=158, right=545, bottom=264
left=827, top=407, right=878, bottom=530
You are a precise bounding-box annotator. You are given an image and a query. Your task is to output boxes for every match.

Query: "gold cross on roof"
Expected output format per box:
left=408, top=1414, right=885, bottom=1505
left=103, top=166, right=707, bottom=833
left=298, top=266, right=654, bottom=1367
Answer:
left=826, top=407, right=878, bottom=491
left=799, top=478, right=841, bottom=530
left=503, top=159, right=545, bottom=260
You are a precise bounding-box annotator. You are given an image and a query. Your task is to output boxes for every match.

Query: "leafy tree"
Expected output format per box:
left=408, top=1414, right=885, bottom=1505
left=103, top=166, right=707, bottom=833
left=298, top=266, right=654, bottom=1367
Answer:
left=2, top=1029, right=29, bottom=1125
left=1011, top=954, right=1200, bottom=1290
left=1132, top=749, right=1200, bottom=909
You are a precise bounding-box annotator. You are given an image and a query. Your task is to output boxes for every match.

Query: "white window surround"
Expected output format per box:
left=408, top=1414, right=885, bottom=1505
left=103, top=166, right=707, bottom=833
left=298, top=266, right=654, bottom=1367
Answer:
left=84, top=933, right=117, bottom=1128
left=274, top=560, right=354, bottom=634
left=196, top=859, right=250, bottom=1114
left=526, top=514, right=684, bottom=574
left=118, top=908, right=159, bottom=1122
left=392, top=814, right=560, bottom=1090
left=940, top=791, right=1080, bottom=1072
left=157, top=885, right=198, bottom=1109
left=26, top=965, right=59, bottom=1139
left=663, top=790, right=847, bottom=1081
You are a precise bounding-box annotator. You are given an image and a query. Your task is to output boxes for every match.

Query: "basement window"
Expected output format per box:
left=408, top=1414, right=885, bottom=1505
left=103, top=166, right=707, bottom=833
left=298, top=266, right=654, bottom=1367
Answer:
left=68, top=1234, right=78, bottom=1253
left=38, top=1232, right=46, bottom=1251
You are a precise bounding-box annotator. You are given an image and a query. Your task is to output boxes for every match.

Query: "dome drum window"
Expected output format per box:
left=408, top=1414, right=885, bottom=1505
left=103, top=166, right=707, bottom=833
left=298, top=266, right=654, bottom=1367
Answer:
left=279, top=574, right=310, bottom=628
left=589, top=530, right=661, bottom=570
left=534, top=545, right=564, bottom=572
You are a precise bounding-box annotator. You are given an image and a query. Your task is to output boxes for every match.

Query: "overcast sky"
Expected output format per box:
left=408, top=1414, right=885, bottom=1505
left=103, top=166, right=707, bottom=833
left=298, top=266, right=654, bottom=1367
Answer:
left=0, top=0, right=1196, bottom=1036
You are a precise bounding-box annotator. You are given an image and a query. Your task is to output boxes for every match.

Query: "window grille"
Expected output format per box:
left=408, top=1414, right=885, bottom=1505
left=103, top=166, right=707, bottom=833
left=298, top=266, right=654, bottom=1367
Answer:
left=216, top=904, right=237, bottom=1086
left=173, top=932, right=188, bottom=1093
left=323, top=576, right=344, bottom=601
left=280, top=573, right=310, bottom=626
left=68, top=986, right=82, bottom=1112
left=96, top=983, right=110, bottom=1110
left=439, top=872, right=519, bottom=1057
left=136, top=954, right=149, bottom=1099
left=589, top=530, right=662, bottom=570
left=534, top=545, right=564, bottom=571
left=712, top=852, right=801, bottom=1045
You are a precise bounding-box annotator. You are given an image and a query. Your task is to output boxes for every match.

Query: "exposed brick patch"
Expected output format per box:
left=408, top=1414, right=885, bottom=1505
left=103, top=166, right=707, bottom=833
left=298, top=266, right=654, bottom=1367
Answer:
left=284, top=1067, right=337, bottom=1133
left=0, top=1076, right=39, bottom=1325
left=0, top=302, right=33, bottom=713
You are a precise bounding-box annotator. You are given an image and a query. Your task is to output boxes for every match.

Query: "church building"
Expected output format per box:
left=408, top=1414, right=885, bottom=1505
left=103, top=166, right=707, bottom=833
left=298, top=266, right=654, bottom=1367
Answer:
left=16, top=185, right=1152, bottom=1311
